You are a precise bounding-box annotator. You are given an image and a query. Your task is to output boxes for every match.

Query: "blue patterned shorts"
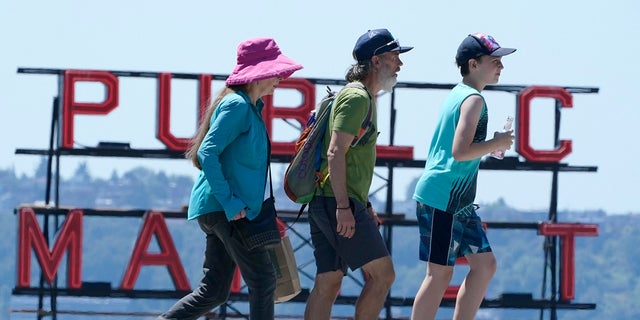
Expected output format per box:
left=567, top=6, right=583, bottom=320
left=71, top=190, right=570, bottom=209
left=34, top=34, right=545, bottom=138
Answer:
left=416, top=202, right=492, bottom=266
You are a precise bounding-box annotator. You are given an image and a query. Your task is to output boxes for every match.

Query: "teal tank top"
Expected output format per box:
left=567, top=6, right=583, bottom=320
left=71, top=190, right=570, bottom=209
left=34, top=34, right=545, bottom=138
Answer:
left=413, top=83, right=488, bottom=213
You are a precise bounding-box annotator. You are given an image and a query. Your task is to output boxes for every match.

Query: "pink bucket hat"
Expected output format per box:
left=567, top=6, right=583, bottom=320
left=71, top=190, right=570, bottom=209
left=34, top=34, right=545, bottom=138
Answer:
left=225, top=37, right=303, bottom=86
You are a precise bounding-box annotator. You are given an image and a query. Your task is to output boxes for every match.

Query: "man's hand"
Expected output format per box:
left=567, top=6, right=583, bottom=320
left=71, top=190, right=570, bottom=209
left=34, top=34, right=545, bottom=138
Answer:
left=368, top=206, right=382, bottom=227
left=336, top=207, right=355, bottom=238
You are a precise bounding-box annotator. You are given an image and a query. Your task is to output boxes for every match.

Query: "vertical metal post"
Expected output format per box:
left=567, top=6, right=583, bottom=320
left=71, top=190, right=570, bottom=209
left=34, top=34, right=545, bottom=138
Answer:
left=52, top=94, right=61, bottom=320
left=382, top=88, right=398, bottom=320
left=37, top=93, right=60, bottom=320
left=548, top=167, right=559, bottom=320
left=548, top=98, right=565, bottom=320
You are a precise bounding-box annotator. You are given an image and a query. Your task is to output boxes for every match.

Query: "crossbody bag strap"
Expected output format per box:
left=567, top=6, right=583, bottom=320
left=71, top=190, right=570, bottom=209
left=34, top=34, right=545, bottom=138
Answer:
left=266, top=132, right=274, bottom=199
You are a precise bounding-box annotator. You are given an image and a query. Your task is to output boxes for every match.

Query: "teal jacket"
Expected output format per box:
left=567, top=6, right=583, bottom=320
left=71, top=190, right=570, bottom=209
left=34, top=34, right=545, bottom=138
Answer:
left=187, top=91, right=269, bottom=221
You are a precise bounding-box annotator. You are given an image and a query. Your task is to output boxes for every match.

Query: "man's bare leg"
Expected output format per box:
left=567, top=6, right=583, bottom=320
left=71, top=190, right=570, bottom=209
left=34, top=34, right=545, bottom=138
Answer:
left=304, top=269, right=343, bottom=320
left=354, top=256, right=395, bottom=319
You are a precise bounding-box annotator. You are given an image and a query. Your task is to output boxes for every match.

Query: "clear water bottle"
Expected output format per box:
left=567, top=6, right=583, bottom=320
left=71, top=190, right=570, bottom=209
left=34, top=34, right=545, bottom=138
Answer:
left=490, top=116, right=514, bottom=160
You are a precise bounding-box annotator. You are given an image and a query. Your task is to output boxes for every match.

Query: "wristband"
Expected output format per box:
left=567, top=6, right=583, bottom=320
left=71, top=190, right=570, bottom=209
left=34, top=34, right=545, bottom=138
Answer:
left=366, top=201, right=372, bottom=208
left=336, top=207, right=350, bottom=210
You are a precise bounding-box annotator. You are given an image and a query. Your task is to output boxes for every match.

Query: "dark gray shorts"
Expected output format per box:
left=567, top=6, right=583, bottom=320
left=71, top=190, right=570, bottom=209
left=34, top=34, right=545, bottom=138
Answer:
left=308, top=196, right=389, bottom=274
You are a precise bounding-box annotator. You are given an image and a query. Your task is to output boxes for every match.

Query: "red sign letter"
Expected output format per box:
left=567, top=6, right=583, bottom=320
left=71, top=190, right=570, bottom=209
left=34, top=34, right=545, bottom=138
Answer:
left=17, top=208, right=83, bottom=288
left=538, top=223, right=598, bottom=300
left=517, top=86, right=573, bottom=162
left=121, top=211, right=190, bottom=291
left=262, top=78, right=316, bottom=156
left=62, top=70, right=119, bottom=148
left=157, top=73, right=211, bottom=151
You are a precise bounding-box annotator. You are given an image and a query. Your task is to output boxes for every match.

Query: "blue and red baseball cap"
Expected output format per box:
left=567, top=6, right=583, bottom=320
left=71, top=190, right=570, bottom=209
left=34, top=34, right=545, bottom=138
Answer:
left=455, top=32, right=516, bottom=65
left=353, top=29, right=414, bottom=62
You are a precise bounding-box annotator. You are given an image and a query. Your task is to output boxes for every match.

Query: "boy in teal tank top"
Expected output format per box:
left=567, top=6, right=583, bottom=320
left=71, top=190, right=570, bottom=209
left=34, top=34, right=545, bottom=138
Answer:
left=411, top=33, right=516, bottom=320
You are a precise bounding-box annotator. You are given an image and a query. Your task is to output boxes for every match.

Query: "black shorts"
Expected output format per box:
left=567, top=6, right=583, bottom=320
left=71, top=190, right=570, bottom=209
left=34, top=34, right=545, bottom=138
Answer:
left=308, top=196, right=389, bottom=274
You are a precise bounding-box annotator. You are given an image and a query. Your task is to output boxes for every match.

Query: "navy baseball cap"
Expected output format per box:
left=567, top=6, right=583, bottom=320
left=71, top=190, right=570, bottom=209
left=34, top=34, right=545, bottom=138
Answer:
left=456, top=32, right=516, bottom=65
left=353, top=29, right=413, bottom=62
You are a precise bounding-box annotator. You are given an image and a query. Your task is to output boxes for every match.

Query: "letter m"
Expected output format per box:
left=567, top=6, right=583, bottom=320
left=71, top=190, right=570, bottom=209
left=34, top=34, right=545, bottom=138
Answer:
left=17, top=208, right=83, bottom=289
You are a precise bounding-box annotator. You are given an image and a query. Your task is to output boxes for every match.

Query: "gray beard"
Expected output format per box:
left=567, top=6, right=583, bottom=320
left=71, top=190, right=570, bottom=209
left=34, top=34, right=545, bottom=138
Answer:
left=381, top=77, right=397, bottom=92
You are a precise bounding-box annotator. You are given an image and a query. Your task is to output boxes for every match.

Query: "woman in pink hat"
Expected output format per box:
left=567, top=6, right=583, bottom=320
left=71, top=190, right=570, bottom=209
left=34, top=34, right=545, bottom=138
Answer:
left=157, top=37, right=302, bottom=320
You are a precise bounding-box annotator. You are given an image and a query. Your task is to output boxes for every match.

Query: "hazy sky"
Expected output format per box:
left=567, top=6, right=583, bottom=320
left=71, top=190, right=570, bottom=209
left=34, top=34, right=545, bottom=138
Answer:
left=1, top=0, right=637, bottom=214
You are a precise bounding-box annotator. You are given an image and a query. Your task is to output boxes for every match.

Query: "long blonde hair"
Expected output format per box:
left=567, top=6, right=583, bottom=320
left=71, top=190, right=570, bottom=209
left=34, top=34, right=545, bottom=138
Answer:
left=186, top=85, right=246, bottom=169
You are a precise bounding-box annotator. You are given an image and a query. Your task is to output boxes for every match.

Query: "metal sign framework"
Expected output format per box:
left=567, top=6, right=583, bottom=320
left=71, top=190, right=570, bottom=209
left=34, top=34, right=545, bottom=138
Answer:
left=12, top=67, right=600, bottom=320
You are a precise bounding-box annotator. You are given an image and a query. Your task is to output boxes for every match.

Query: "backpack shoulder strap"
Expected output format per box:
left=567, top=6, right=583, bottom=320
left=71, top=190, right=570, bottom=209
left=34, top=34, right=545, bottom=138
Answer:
left=342, top=82, right=373, bottom=146
left=342, top=82, right=373, bottom=122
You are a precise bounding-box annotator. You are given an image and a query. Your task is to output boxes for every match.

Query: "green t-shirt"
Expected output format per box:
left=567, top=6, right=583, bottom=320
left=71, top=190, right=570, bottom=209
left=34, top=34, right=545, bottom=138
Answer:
left=316, top=83, right=376, bottom=205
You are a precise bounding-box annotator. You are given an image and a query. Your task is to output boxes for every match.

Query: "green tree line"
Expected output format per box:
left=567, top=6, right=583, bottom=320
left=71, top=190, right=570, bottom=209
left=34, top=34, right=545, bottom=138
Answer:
left=0, top=161, right=638, bottom=319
